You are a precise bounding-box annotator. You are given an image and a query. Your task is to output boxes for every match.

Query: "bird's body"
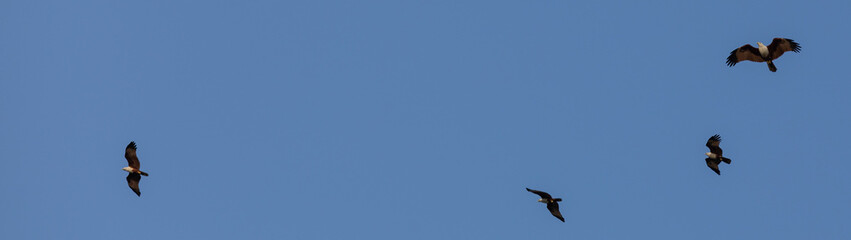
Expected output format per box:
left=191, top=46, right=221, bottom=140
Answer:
left=123, top=141, right=149, bottom=196
left=726, top=38, right=800, bottom=72
left=122, top=166, right=148, bottom=176
left=757, top=42, right=769, bottom=58
left=704, top=135, right=732, bottom=175
left=526, top=188, right=565, bottom=222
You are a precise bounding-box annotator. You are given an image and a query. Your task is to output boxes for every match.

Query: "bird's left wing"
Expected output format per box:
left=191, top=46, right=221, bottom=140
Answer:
left=526, top=188, right=552, bottom=199
left=125, top=142, right=140, bottom=169
left=768, top=38, right=801, bottom=60
left=706, top=135, right=723, bottom=155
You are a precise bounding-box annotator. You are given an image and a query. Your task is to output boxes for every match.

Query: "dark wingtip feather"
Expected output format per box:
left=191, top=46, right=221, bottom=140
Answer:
left=709, top=134, right=721, bottom=142
left=127, top=141, right=137, bottom=150
left=787, top=38, right=801, bottom=52
left=726, top=49, right=738, bottom=66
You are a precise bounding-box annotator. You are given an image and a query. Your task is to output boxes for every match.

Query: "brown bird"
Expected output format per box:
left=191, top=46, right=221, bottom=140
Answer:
left=726, top=38, right=800, bottom=72
left=526, top=188, right=565, bottom=222
left=123, top=141, right=149, bottom=196
left=705, top=135, right=732, bottom=175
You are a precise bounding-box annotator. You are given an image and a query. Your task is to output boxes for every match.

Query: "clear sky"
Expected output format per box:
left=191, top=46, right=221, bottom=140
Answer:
left=1, top=0, right=849, bottom=239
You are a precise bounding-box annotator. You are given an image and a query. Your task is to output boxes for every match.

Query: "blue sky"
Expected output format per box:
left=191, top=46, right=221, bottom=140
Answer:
left=1, top=0, right=849, bottom=239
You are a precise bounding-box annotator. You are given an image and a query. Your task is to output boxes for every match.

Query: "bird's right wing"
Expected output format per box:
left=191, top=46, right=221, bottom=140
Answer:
left=526, top=188, right=552, bottom=199
left=125, top=142, right=140, bottom=169
left=727, top=45, right=764, bottom=66
left=547, top=202, right=565, bottom=222
left=126, top=173, right=142, bottom=196
left=705, top=158, right=721, bottom=175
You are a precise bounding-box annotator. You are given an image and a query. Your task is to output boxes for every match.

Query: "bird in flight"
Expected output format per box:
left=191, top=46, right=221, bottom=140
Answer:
left=705, top=135, right=732, bottom=175
left=726, top=38, right=801, bottom=72
left=123, top=141, right=149, bottom=196
left=526, top=188, right=565, bottom=222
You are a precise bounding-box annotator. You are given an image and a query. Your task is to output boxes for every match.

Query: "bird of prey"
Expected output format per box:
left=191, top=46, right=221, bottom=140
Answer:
left=705, top=135, right=732, bottom=175
left=726, top=38, right=800, bottom=72
left=526, top=188, right=564, bottom=222
left=123, top=141, right=149, bottom=196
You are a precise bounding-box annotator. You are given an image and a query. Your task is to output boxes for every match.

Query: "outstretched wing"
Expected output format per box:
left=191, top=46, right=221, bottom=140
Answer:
left=547, top=202, right=565, bottom=222
left=727, top=44, right=764, bottom=66
left=125, top=141, right=140, bottom=169
left=126, top=173, right=142, bottom=196
left=768, top=38, right=801, bottom=60
left=705, top=158, right=721, bottom=175
left=706, top=135, right=723, bottom=155
left=526, top=188, right=552, bottom=199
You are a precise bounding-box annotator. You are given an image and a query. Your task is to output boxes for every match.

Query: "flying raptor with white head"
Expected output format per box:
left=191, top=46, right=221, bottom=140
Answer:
left=726, top=38, right=800, bottom=72
left=123, top=141, right=149, bottom=196
left=705, top=135, right=732, bottom=175
left=526, top=188, right=564, bottom=222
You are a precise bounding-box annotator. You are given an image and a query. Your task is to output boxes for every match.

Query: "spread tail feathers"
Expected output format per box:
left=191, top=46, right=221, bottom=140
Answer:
left=767, top=61, right=777, bottom=72
left=721, top=157, right=731, bottom=164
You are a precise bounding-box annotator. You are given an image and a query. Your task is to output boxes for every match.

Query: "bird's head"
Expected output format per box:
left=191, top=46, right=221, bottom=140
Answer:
left=705, top=152, right=712, bottom=157
left=537, top=198, right=546, bottom=203
left=757, top=42, right=766, bottom=48
left=122, top=166, right=133, bottom=172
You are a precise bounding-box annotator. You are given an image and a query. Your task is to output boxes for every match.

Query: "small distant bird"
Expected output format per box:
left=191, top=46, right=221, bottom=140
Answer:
left=726, top=38, right=801, bottom=72
left=705, top=135, right=732, bottom=175
left=526, top=188, right=564, bottom=222
left=123, top=141, right=149, bottom=196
